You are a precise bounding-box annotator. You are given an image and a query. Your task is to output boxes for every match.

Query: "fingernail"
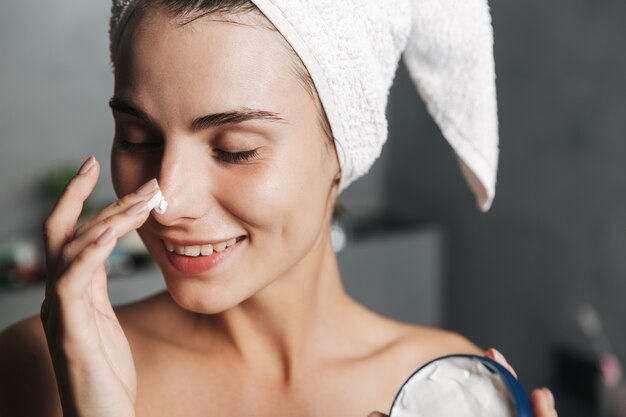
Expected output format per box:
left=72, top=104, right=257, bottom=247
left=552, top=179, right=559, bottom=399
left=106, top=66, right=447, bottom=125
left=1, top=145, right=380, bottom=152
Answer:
left=137, top=178, right=158, bottom=195
left=544, top=388, right=555, bottom=408
left=492, top=348, right=508, bottom=365
left=125, top=201, right=148, bottom=215
left=77, top=156, right=96, bottom=175
left=96, top=227, right=115, bottom=246
left=492, top=348, right=518, bottom=377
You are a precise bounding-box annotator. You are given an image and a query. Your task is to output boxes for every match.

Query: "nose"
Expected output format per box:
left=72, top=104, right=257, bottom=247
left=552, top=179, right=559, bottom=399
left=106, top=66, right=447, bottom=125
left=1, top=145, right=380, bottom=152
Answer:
left=153, top=141, right=211, bottom=225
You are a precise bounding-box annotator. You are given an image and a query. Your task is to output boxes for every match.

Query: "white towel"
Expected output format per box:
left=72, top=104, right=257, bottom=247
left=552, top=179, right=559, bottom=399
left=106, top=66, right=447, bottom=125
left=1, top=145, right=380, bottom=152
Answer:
left=110, top=0, right=499, bottom=211
left=403, top=0, right=499, bottom=211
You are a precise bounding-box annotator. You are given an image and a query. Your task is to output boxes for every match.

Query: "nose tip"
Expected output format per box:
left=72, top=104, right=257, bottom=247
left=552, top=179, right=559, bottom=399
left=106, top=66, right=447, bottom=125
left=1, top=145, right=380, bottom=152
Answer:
left=148, top=182, right=193, bottom=225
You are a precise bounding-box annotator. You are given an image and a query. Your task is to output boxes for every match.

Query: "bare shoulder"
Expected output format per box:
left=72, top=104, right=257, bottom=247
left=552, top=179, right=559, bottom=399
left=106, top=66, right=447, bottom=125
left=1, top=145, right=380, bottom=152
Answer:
left=345, top=310, right=486, bottom=409
left=0, top=315, right=61, bottom=417
left=393, top=323, right=483, bottom=360
left=0, top=293, right=167, bottom=417
left=365, top=313, right=484, bottom=372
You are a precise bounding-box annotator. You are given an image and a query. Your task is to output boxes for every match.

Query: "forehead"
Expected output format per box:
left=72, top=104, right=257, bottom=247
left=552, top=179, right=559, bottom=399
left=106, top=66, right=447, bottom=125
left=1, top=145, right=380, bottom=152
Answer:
left=114, top=7, right=303, bottom=117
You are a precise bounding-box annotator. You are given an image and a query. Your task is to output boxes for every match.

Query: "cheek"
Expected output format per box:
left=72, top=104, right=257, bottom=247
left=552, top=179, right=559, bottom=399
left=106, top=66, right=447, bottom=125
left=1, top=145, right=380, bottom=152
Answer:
left=219, top=137, right=332, bottom=244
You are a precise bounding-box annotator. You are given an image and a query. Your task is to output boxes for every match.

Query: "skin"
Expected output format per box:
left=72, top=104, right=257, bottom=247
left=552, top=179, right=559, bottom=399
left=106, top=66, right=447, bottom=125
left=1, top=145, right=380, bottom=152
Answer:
left=0, top=6, right=557, bottom=417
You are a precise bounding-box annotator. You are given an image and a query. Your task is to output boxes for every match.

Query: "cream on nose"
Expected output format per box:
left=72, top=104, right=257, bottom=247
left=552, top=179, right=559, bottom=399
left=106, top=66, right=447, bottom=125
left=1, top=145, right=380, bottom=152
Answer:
left=146, top=190, right=169, bottom=214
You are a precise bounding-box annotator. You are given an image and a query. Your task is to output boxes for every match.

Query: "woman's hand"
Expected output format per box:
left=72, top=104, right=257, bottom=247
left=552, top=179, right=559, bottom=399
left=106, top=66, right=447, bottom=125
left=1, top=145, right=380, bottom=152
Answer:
left=367, top=347, right=558, bottom=417
left=40, top=156, right=157, bottom=417
left=485, top=348, right=558, bottom=417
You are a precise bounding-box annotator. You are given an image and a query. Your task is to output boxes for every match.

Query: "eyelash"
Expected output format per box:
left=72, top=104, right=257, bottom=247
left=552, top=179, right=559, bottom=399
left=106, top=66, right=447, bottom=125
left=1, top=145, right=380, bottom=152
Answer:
left=116, top=140, right=259, bottom=164
left=214, top=149, right=260, bottom=163
left=115, top=140, right=162, bottom=153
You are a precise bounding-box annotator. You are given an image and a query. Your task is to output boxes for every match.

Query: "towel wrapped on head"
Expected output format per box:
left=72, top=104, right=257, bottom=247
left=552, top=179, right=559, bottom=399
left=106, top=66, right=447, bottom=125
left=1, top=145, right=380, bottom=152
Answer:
left=110, top=0, right=499, bottom=211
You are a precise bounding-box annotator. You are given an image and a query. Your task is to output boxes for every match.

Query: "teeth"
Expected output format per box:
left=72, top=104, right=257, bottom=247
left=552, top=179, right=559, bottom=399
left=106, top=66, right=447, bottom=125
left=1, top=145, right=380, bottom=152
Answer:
left=184, top=246, right=201, bottom=257
left=200, top=244, right=213, bottom=255
left=165, top=237, right=241, bottom=256
left=213, top=241, right=227, bottom=252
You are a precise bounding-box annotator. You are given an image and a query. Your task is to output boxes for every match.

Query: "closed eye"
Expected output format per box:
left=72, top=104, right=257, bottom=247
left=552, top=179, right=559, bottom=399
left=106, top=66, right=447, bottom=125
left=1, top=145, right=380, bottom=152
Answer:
left=114, top=139, right=163, bottom=153
left=214, top=149, right=260, bottom=163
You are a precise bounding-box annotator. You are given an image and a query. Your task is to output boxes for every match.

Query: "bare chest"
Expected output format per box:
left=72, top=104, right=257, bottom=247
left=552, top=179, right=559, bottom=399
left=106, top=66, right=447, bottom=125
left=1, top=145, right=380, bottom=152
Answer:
left=132, top=353, right=401, bottom=417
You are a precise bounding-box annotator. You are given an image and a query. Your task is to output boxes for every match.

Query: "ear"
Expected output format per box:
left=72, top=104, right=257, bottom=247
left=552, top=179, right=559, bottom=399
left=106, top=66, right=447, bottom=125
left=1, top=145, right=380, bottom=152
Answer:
left=333, top=168, right=342, bottom=185
left=328, top=142, right=342, bottom=186
left=328, top=168, right=341, bottom=213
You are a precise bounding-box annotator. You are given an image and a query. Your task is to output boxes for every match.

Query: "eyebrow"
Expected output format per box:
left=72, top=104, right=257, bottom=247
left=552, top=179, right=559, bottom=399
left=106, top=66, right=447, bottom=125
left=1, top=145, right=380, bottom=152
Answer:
left=108, top=96, right=286, bottom=131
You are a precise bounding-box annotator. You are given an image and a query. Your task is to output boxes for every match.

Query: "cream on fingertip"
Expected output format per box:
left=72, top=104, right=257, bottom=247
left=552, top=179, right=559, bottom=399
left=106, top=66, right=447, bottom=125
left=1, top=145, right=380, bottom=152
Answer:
left=146, top=190, right=168, bottom=214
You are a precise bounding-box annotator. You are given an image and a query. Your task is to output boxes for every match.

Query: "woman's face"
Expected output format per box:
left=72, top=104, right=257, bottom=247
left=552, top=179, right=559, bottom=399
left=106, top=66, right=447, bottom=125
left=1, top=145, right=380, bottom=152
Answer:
left=111, top=7, right=340, bottom=313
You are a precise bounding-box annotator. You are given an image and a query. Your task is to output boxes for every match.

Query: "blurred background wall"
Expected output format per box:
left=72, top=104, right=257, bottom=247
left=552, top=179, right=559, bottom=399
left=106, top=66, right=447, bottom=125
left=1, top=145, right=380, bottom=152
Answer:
left=381, top=1, right=626, bottom=413
left=1, top=0, right=625, bottom=415
left=0, top=0, right=114, bottom=238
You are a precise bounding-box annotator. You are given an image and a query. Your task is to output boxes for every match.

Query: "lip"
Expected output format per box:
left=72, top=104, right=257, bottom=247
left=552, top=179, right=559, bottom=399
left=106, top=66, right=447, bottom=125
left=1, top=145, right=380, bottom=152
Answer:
left=163, top=237, right=245, bottom=275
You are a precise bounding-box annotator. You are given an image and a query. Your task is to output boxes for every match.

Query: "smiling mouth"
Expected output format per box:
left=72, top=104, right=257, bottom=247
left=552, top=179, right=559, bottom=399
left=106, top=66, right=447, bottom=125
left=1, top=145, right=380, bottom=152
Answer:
left=163, top=236, right=246, bottom=257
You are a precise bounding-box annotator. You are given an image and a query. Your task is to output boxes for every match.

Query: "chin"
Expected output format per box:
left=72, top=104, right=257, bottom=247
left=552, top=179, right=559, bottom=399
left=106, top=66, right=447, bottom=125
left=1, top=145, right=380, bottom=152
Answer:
left=137, top=231, right=249, bottom=313
left=163, top=276, right=244, bottom=314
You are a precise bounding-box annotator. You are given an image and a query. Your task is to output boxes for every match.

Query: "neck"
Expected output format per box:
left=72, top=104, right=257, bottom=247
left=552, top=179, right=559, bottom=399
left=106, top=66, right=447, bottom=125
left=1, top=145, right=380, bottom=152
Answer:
left=223, top=241, right=348, bottom=377
left=166, top=231, right=356, bottom=383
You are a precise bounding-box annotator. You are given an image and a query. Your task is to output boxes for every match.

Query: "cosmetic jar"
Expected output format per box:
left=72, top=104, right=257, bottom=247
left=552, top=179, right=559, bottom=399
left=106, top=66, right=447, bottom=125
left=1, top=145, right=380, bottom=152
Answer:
left=389, top=354, right=534, bottom=417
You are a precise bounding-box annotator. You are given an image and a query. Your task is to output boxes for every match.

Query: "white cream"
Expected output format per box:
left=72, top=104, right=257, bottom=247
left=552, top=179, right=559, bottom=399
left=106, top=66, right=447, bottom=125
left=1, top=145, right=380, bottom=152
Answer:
left=146, top=190, right=168, bottom=214
left=390, top=357, right=516, bottom=417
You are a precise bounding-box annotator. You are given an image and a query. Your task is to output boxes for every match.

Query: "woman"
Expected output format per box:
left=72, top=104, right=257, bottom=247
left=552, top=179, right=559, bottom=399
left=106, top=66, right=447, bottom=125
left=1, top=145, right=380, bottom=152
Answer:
left=0, top=1, right=557, bottom=416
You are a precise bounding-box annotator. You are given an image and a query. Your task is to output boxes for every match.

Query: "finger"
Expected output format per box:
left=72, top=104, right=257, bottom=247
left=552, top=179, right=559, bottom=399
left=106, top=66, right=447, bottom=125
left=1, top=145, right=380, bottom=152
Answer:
left=57, top=199, right=151, bottom=276
left=43, top=156, right=99, bottom=280
left=367, top=412, right=388, bottom=417
left=73, top=178, right=159, bottom=238
left=485, top=348, right=518, bottom=378
left=54, top=227, right=118, bottom=301
left=531, top=388, right=557, bottom=417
